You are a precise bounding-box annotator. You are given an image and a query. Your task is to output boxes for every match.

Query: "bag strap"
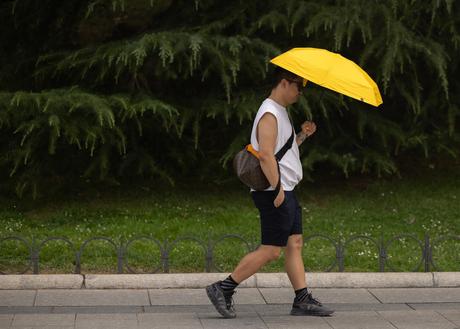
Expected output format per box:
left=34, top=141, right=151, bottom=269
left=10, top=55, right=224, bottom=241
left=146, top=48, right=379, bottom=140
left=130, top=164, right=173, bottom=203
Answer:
left=273, top=127, right=295, bottom=197
left=274, top=128, right=295, bottom=161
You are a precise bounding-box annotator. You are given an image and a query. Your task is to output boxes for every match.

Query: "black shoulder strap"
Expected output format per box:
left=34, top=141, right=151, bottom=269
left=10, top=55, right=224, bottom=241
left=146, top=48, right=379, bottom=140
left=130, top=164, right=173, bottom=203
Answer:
left=273, top=127, right=295, bottom=197
left=274, top=128, right=295, bottom=161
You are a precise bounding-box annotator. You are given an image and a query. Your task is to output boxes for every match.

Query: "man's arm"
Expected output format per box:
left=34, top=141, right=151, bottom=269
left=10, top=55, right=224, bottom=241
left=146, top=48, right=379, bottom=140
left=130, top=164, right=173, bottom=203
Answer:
left=257, top=113, right=284, bottom=207
left=296, top=132, right=307, bottom=145
left=296, top=121, right=316, bottom=146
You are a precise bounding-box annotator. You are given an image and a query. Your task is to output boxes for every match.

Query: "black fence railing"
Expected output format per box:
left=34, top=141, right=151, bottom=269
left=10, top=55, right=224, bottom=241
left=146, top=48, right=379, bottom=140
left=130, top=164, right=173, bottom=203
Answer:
left=0, top=234, right=458, bottom=274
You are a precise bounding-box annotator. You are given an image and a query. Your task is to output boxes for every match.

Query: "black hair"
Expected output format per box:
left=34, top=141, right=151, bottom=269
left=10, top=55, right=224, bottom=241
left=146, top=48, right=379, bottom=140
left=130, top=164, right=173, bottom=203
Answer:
left=270, top=66, right=302, bottom=90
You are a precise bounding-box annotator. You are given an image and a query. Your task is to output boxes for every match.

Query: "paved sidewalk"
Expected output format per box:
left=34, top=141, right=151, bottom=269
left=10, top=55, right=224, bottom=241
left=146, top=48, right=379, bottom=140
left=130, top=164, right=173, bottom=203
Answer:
left=0, top=288, right=459, bottom=328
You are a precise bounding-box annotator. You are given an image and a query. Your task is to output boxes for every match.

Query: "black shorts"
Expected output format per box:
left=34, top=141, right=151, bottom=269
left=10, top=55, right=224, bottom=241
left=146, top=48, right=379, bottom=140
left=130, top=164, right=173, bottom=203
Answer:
left=251, top=190, right=303, bottom=247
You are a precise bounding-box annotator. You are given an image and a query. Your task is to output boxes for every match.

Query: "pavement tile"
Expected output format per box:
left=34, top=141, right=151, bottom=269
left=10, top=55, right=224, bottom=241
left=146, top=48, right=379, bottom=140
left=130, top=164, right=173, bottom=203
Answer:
left=51, top=306, right=143, bottom=313
left=143, top=305, right=215, bottom=313
left=409, top=303, right=460, bottom=310
left=0, top=307, right=53, bottom=314
left=148, top=289, right=209, bottom=306
left=369, top=288, right=460, bottom=303
left=437, top=310, right=460, bottom=322
left=314, top=289, right=382, bottom=304
left=258, top=288, right=380, bottom=304
left=0, top=291, right=36, bottom=307
left=148, top=288, right=264, bottom=306
left=138, top=313, right=202, bottom=329
left=8, top=327, right=73, bottom=329
left=251, top=304, right=291, bottom=316
left=11, top=313, right=75, bottom=327
left=36, top=289, right=150, bottom=306
left=253, top=303, right=409, bottom=316
left=324, top=311, right=395, bottom=329
left=327, top=303, right=411, bottom=312
left=0, top=314, right=13, bottom=329
left=378, top=310, right=458, bottom=329
left=76, top=313, right=138, bottom=329
left=199, top=312, right=266, bottom=329
left=233, top=289, right=266, bottom=305
left=262, top=314, right=331, bottom=329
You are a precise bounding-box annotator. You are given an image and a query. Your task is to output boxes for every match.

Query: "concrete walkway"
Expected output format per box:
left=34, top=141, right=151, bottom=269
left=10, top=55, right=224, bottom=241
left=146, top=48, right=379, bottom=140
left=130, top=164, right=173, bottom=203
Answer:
left=1, top=287, right=459, bottom=328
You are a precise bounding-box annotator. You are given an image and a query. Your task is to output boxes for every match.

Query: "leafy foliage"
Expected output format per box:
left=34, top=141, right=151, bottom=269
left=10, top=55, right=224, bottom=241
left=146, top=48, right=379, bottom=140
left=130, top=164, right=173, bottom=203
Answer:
left=0, top=0, right=459, bottom=198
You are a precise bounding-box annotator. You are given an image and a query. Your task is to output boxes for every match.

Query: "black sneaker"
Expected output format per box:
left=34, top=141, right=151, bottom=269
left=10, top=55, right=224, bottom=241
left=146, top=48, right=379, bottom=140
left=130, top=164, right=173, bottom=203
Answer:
left=290, top=292, right=334, bottom=316
left=205, top=281, right=236, bottom=318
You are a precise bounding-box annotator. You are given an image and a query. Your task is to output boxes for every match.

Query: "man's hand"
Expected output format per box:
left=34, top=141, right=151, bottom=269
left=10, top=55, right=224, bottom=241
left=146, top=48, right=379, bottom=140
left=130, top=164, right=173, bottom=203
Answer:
left=274, top=187, right=285, bottom=208
left=297, top=121, right=317, bottom=145
left=301, top=121, right=316, bottom=137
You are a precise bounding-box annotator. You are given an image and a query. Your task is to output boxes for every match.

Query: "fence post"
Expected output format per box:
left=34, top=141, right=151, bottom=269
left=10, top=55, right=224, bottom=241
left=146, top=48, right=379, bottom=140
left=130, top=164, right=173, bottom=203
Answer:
left=205, top=239, right=213, bottom=273
left=379, top=234, right=386, bottom=272
left=75, top=250, right=81, bottom=274
left=424, top=234, right=431, bottom=272
left=162, top=239, right=169, bottom=273
left=117, top=245, right=124, bottom=274
left=337, top=240, right=344, bottom=272
left=31, top=236, right=39, bottom=274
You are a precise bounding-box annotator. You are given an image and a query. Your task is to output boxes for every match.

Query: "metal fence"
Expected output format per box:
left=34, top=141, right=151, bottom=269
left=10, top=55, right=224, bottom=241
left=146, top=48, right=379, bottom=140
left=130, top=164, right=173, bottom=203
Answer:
left=0, top=234, right=458, bottom=274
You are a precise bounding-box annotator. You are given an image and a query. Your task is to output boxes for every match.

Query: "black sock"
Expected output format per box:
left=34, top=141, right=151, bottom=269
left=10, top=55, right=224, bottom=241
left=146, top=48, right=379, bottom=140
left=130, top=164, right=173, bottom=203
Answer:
left=220, top=275, right=239, bottom=292
left=294, top=287, right=310, bottom=302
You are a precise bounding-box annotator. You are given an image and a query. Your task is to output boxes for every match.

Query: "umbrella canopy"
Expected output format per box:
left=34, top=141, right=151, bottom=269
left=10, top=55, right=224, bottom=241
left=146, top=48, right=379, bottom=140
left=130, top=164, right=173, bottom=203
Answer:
left=270, top=48, right=383, bottom=107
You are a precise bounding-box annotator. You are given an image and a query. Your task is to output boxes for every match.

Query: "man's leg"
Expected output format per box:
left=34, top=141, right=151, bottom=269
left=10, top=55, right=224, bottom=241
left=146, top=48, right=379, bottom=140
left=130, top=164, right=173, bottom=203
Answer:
left=285, top=234, right=334, bottom=316
left=284, top=234, right=306, bottom=290
left=218, top=245, right=282, bottom=296
left=207, top=190, right=285, bottom=318
left=206, top=245, right=281, bottom=318
left=231, top=245, right=282, bottom=283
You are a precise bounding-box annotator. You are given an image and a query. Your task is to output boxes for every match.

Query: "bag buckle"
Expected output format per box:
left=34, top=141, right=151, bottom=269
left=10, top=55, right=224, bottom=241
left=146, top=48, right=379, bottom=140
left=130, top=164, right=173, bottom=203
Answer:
left=245, top=144, right=260, bottom=159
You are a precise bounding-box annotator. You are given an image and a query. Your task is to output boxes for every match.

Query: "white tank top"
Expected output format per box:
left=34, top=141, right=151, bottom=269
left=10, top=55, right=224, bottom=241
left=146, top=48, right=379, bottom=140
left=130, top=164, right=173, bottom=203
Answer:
left=250, top=98, right=303, bottom=191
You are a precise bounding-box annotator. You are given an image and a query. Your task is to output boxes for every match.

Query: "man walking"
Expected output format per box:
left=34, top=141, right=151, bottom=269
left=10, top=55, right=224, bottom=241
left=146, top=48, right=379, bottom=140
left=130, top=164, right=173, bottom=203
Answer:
left=206, top=67, right=334, bottom=318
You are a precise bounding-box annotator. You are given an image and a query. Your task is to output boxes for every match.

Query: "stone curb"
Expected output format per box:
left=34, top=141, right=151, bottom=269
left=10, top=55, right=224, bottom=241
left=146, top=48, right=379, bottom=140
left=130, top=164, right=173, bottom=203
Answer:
left=85, top=274, right=256, bottom=289
left=0, top=274, right=83, bottom=289
left=1, top=272, right=458, bottom=289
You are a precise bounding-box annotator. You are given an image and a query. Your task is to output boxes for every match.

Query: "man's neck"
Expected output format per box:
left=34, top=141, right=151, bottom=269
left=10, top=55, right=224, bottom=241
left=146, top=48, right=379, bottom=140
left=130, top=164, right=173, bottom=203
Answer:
left=268, top=91, right=287, bottom=108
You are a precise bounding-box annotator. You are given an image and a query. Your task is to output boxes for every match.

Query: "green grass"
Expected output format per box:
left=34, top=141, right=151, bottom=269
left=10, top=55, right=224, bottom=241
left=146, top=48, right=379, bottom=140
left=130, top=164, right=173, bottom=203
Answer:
left=0, top=166, right=459, bottom=274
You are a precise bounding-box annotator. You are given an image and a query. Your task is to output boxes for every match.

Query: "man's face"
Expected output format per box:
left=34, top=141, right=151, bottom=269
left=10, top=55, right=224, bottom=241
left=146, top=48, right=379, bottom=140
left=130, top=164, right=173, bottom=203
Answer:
left=283, top=78, right=303, bottom=105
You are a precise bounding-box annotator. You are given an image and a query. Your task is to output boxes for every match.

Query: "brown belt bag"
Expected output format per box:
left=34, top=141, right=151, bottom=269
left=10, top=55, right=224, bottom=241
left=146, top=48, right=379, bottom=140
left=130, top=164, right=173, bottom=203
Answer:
left=233, top=129, right=294, bottom=193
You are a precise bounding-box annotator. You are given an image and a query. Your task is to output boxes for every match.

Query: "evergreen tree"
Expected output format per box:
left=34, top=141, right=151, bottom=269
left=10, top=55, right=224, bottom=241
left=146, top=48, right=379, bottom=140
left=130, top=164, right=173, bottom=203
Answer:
left=0, top=0, right=459, bottom=198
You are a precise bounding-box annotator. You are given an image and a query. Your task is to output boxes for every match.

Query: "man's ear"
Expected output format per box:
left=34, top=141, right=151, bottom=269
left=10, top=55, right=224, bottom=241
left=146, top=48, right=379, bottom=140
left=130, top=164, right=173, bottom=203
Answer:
left=280, top=78, right=288, bottom=89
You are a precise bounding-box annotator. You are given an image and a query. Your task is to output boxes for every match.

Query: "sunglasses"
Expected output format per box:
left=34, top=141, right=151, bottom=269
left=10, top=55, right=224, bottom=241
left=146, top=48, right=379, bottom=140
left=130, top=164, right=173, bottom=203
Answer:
left=286, top=78, right=307, bottom=91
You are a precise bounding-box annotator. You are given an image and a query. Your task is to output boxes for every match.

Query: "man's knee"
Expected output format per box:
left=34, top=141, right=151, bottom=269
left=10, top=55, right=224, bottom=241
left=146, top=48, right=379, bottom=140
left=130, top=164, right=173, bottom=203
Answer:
left=268, top=247, right=282, bottom=261
left=261, top=246, right=282, bottom=261
left=287, top=235, right=303, bottom=252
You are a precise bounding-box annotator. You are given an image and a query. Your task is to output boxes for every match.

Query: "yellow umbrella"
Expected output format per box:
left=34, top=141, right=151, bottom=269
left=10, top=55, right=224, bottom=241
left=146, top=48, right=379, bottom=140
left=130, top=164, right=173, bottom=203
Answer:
left=270, top=47, right=383, bottom=107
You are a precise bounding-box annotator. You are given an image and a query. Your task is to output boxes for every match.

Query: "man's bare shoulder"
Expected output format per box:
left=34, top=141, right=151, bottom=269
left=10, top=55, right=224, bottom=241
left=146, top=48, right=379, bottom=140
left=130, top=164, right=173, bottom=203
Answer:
left=258, top=112, right=277, bottom=128
left=257, top=112, right=278, bottom=145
